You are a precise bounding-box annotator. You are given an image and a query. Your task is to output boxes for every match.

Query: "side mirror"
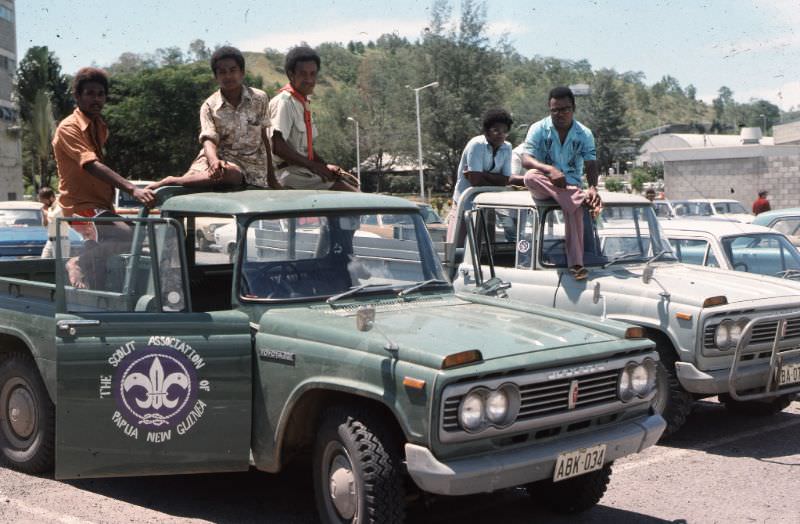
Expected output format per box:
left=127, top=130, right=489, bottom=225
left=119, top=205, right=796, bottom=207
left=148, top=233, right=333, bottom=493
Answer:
left=642, top=265, right=654, bottom=284
left=592, top=282, right=601, bottom=304
left=477, top=277, right=511, bottom=297
left=356, top=305, right=375, bottom=332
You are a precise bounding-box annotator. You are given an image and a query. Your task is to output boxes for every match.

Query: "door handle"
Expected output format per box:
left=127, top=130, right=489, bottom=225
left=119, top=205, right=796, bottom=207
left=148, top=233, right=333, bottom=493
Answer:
left=57, top=319, right=101, bottom=337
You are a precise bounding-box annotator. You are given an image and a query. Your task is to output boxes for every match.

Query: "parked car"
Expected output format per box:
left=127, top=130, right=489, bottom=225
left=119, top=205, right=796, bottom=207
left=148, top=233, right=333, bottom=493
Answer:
left=660, top=220, right=800, bottom=279
left=0, top=200, right=44, bottom=226
left=447, top=187, right=800, bottom=436
left=671, top=199, right=752, bottom=223
left=652, top=199, right=676, bottom=219
left=114, top=180, right=159, bottom=216
left=0, top=201, right=83, bottom=258
left=196, top=216, right=234, bottom=251
left=360, top=202, right=447, bottom=243
left=752, top=207, right=800, bottom=248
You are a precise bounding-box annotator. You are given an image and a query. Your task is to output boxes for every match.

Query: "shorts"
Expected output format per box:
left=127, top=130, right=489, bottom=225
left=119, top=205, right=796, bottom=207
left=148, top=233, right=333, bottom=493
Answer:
left=276, top=165, right=334, bottom=190
left=69, top=208, right=120, bottom=242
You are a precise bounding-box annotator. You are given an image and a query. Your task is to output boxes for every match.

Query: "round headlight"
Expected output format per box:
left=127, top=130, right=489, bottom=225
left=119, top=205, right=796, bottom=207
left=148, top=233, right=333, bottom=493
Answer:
left=486, top=389, right=509, bottom=424
left=729, top=317, right=749, bottom=347
left=630, top=363, right=651, bottom=396
left=618, top=366, right=635, bottom=402
left=459, top=391, right=485, bottom=431
left=715, top=320, right=733, bottom=349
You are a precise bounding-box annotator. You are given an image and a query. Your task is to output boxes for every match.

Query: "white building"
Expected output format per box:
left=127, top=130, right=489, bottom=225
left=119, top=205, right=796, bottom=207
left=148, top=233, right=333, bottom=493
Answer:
left=0, top=0, right=21, bottom=200
left=637, top=128, right=800, bottom=209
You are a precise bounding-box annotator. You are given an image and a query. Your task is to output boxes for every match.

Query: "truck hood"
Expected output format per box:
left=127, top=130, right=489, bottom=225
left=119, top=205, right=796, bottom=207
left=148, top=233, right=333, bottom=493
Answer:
left=595, top=261, right=800, bottom=306
left=258, top=295, right=636, bottom=369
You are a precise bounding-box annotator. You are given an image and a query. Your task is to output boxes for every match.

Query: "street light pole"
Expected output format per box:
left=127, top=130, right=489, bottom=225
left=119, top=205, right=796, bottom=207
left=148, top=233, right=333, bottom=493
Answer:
left=347, top=117, right=361, bottom=187
left=410, top=81, right=439, bottom=200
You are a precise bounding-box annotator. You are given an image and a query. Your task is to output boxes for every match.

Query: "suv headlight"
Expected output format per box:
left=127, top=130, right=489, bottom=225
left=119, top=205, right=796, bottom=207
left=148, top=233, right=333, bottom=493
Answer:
left=618, top=359, right=657, bottom=402
left=714, top=318, right=749, bottom=350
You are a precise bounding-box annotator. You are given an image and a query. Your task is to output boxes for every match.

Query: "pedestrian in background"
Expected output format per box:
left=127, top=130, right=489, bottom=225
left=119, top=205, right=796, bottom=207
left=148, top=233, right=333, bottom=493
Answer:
left=38, top=187, right=70, bottom=258
left=752, top=190, right=771, bottom=215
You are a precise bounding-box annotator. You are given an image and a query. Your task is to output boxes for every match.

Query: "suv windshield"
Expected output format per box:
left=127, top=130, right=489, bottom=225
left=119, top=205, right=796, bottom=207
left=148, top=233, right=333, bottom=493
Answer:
left=239, top=212, right=446, bottom=301
left=540, top=204, right=675, bottom=267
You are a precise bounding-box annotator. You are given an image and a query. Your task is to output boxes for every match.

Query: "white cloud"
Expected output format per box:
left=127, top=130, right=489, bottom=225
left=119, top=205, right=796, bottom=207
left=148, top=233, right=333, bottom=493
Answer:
left=236, top=19, right=427, bottom=52
left=739, top=80, right=800, bottom=111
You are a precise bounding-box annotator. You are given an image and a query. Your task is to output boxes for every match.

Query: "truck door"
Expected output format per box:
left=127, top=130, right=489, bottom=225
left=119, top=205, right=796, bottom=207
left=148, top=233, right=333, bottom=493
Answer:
left=54, top=216, right=252, bottom=479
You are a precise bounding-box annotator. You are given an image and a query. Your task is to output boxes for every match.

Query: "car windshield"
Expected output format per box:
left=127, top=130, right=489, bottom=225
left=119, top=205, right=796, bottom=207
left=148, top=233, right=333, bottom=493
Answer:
left=239, top=212, right=447, bottom=301
left=721, top=233, right=800, bottom=278
left=714, top=202, right=747, bottom=214
left=540, top=204, right=675, bottom=267
left=0, top=208, right=42, bottom=227
left=674, top=201, right=713, bottom=216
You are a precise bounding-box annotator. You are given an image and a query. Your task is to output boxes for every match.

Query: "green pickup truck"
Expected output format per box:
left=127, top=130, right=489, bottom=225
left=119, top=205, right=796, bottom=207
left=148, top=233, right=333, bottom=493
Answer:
left=0, top=188, right=664, bottom=522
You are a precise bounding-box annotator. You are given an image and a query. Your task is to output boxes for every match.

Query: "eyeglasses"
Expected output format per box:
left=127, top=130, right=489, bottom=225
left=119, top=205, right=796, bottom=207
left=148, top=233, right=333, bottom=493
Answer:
left=549, top=106, right=574, bottom=115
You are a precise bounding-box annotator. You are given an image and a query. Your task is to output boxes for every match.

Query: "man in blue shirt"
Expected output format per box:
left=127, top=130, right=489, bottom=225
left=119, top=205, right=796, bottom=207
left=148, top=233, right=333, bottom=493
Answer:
left=521, top=86, right=600, bottom=279
left=447, top=109, right=524, bottom=243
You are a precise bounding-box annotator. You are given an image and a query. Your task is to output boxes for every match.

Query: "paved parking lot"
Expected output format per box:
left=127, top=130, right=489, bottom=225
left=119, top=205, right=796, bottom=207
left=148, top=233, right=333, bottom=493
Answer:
left=2, top=398, right=799, bottom=523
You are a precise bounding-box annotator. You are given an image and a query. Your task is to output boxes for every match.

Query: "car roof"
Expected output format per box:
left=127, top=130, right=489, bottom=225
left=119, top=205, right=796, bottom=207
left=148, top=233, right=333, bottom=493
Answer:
left=752, top=208, right=800, bottom=223
left=0, top=200, right=42, bottom=210
left=472, top=188, right=650, bottom=207
left=687, top=198, right=742, bottom=204
left=159, top=188, right=419, bottom=216
left=659, top=219, right=775, bottom=236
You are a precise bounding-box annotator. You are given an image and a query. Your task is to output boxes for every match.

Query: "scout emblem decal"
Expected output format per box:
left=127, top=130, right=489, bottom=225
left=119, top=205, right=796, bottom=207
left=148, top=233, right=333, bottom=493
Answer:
left=100, top=336, right=210, bottom=442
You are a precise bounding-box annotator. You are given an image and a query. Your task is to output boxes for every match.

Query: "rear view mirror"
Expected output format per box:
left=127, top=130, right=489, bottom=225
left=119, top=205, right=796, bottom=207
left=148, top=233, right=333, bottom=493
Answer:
left=592, top=282, right=601, bottom=304
left=356, top=306, right=375, bottom=332
left=642, top=265, right=654, bottom=284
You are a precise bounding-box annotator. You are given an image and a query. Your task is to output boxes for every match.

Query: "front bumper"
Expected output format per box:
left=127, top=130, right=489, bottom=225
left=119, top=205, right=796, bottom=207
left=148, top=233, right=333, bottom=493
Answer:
left=676, top=360, right=794, bottom=396
left=405, top=413, right=665, bottom=496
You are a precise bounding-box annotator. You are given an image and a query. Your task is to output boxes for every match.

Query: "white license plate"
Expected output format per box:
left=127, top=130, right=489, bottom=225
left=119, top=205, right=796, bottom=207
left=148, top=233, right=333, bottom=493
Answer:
left=779, top=362, right=800, bottom=386
left=553, top=444, right=607, bottom=482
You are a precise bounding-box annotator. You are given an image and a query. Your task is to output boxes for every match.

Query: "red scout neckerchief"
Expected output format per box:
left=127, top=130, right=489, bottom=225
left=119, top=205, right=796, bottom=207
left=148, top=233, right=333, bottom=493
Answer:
left=279, top=83, right=313, bottom=160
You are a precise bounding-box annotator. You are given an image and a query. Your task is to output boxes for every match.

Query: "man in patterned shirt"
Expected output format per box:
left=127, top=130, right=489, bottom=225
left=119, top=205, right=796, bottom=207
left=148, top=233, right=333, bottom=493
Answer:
left=148, top=46, right=277, bottom=190
left=269, top=46, right=357, bottom=191
left=521, top=86, right=601, bottom=280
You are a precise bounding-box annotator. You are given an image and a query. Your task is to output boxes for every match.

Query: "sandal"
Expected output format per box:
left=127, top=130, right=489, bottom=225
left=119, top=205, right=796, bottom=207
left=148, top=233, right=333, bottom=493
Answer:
left=569, top=265, right=589, bottom=280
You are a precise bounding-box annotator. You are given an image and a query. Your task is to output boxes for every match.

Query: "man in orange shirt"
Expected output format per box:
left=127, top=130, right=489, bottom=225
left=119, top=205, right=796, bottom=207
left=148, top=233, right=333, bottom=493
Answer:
left=53, top=67, right=155, bottom=288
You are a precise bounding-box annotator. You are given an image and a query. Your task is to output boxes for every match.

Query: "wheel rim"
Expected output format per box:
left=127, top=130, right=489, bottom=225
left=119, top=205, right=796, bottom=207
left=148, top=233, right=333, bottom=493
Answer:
left=1, top=377, right=38, bottom=446
left=325, top=443, right=358, bottom=521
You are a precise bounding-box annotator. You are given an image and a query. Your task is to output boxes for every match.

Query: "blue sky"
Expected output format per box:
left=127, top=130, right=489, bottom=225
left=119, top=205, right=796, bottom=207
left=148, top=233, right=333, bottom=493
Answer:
left=15, top=0, right=800, bottom=110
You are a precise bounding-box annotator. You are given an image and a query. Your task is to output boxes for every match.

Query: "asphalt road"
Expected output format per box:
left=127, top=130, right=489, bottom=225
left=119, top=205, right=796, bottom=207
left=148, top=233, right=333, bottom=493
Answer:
left=2, top=398, right=799, bottom=524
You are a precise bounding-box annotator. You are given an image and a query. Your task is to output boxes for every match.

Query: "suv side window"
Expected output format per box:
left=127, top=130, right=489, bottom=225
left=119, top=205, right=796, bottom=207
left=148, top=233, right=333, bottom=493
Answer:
left=668, top=238, right=717, bottom=267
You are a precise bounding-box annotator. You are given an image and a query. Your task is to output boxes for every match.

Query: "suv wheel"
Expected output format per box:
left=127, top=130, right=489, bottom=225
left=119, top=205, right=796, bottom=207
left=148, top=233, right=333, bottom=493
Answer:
left=526, top=463, right=612, bottom=513
left=313, top=407, right=405, bottom=523
left=0, top=352, right=55, bottom=473
left=652, top=341, right=693, bottom=437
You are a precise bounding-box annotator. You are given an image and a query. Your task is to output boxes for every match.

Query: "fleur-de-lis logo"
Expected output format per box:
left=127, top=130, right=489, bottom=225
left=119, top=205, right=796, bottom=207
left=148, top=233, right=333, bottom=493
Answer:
left=123, top=356, right=190, bottom=410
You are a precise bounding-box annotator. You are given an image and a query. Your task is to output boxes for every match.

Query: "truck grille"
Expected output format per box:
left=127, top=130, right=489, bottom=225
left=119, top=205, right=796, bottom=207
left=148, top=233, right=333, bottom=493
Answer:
left=442, top=369, right=619, bottom=432
left=704, top=316, right=800, bottom=350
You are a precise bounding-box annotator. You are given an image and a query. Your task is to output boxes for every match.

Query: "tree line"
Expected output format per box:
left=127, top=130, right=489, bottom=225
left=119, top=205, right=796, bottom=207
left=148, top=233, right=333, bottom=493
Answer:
left=14, top=0, right=793, bottom=195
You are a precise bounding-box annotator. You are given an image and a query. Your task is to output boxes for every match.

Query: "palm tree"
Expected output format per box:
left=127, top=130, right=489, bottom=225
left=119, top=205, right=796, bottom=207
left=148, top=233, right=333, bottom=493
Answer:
left=29, top=89, right=55, bottom=190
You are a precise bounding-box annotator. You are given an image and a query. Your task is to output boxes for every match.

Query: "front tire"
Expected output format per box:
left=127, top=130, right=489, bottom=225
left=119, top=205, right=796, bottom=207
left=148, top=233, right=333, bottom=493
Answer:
left=526, top=463, right=612, bottom=513
left=0, top=352, right=55, bottom=473
left=313, top=407, right=405, bottom=524
left=651, top=339, right=693, bottom=437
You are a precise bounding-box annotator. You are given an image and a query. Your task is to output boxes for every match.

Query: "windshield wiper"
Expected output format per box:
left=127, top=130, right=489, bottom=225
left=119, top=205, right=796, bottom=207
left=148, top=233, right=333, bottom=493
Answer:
left=602, top=253, right=644, bottom=269
left=646, top=249, right=672, bottom=264
left=327, top=283, right=392, bottom=306
left=397, top=279, right=450, bottom=299
left=776, top=269, right=800, bottom=280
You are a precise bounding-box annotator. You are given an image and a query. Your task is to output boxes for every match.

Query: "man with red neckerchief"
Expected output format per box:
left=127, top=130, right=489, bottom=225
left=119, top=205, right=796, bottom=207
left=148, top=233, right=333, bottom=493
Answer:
left=269, top=46, right=357, bottom=191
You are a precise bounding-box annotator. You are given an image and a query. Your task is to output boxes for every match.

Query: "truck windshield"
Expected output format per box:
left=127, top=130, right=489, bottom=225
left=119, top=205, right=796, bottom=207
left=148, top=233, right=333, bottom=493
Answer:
left=239, top=212, right=447, bottom=301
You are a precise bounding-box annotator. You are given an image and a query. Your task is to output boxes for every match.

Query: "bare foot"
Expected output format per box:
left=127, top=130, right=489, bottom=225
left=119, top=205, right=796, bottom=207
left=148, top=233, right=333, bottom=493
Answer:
left=66, top=257, right=87, bottom=288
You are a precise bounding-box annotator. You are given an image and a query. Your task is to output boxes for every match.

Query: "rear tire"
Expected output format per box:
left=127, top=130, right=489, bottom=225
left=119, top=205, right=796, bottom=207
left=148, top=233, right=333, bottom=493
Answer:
left=526, top=463, right=612, bottom=513
left=650, top=338, right=693, bottom=437
left=722, top=394, right=794, bottom=416
left=313, top=407, right=405, bottom=524
left=0, top=352, right=55, bottom=473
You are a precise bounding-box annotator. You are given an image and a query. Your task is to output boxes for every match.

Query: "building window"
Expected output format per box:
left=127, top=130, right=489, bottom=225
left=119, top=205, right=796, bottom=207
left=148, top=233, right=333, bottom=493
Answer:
left=0, top=55, right=15, bottom=72
left=0, top=5, right=13, bottom=22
